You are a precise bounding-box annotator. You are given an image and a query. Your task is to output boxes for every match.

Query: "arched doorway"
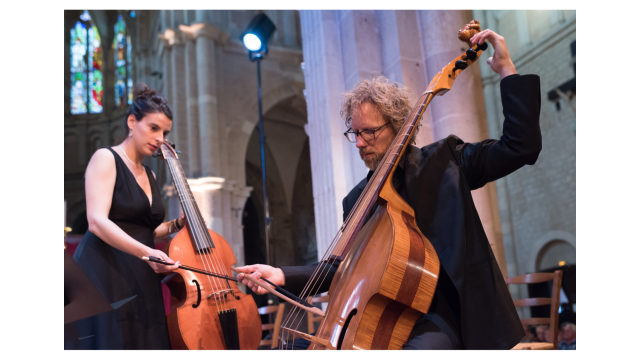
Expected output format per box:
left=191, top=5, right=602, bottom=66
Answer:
left=242, top=93, right=316, bottom=270
left=536, top=240, right=576, bottom=271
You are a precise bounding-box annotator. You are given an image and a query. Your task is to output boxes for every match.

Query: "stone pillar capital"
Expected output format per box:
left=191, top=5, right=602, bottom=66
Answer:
left=187, top=176, right=225, bottom=192
left=232, top=184, right=253, bottom=199
left=158, top=28, right=188, bottom=49
left=179, top=23, right=230, bottom=45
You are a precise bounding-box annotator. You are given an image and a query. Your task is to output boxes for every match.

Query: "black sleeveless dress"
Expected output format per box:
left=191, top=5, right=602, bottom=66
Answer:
left=65, top=148, right=171, bottom=350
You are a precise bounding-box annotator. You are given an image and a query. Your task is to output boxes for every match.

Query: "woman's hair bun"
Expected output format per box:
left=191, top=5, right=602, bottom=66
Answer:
left=122, top=83, right=173, bottom=139
left=134, top=83, right=156, bottom=101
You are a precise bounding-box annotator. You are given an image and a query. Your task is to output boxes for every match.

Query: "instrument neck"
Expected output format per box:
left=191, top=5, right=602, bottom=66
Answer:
left=165, top=157, right=215, bottom=250
left=334, top=91, right=434, bottom=258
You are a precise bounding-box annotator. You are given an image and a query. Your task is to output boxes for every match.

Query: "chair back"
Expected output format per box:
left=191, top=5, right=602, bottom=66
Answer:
left=307, top=294, right=330, bottom=334
left=257, top=303, right=285, bottom=349
left=505, top=270, right=563, bottom=349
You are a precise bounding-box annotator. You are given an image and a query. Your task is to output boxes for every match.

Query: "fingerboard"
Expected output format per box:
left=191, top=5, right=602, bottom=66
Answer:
left=165, top=156, right=215, bottom=251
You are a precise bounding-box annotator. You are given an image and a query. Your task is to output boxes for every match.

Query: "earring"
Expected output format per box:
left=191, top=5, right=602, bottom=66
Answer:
left=129, top=129, right=133, bottom=137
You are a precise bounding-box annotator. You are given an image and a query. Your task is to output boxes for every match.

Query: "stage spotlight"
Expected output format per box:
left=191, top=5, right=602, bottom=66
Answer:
left=241, top=13, right=276, bottom=60
left=243, top=33, right=262, bottom=51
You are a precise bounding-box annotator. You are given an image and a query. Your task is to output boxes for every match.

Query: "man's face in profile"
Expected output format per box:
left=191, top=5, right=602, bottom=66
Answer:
left=350, top=102, right=396, bottom=171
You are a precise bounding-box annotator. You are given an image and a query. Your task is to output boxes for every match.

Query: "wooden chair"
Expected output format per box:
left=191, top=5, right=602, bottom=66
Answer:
left=257, top=303, right=285, bottom=349
left=307, top=294, right=330, bottom=334
left=507, top=270, right=563, bottom=350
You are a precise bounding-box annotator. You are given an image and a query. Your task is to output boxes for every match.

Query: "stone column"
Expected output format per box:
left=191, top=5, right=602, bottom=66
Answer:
left=169, top=22, right=249, bottom=264
left=159, top=30, right=181, bottom=221
left=182, top=31, right=201, bottom=178
left=194, top=24, right=225, bottom=178
left=230, top=183, right=254, bottom=266
left=418, top=10, right=509, bottom=277
left=515, top=11, right=532, bottom=47
left=339, top=10, right=382, bottom=88
left=300, top=10, right=364, bottom=259
left=169, top=30, right=190, bottom=174
left=187, top=176, right=226, bottom=234
left=376, top=10, right=434, bottom=146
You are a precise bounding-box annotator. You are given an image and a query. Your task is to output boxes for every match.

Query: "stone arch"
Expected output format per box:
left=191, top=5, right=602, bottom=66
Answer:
left=239, top=81, right=309, bottom=269
left=291, top=138, right=317, bottom=265
left=244, top=151, right=292, bottom=267
left=226, top=81, right=305, bottom=185
left=536, top=239, right=576, bottom=271
left=527, top=230, right=576, bottom=273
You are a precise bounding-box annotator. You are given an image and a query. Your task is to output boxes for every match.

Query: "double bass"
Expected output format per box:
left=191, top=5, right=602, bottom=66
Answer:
left=157, top=141, right=262, bottom=350
left=274, top=20, right=488, bottom=350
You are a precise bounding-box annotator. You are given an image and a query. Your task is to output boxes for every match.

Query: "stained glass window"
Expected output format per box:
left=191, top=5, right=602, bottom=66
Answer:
left=113, top=15, right=132, bottom=108
left=70, top=10, right=103, bottom=115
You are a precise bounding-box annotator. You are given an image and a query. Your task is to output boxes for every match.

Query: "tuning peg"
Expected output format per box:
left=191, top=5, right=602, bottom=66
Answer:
left=454, top=60, right=468, bottom=72
left=176, top=151, right=181, bottom=154
left=465, top=48, right=477, bottom=61
left=476, top=41, right=488, bottom=51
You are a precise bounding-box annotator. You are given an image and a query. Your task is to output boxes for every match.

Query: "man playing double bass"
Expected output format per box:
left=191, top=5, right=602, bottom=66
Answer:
left=236, top=29, right=541, bottom=350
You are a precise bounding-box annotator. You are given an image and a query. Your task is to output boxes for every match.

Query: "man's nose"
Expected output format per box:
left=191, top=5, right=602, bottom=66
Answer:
left=355, top=135, right=367, bottom=148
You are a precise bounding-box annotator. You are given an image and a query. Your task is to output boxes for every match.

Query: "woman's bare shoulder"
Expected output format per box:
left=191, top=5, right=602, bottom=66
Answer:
left=87, top=148, right=116, bottom=173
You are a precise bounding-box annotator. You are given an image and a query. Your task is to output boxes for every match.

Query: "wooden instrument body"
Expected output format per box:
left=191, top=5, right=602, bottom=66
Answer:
left=311, top=182, right=440, bottom=350
left=164, top=226, right=262, bottom=350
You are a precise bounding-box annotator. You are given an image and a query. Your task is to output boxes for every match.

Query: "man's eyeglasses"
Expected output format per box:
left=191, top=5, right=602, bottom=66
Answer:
left=344, top=123, right=390, bottom=143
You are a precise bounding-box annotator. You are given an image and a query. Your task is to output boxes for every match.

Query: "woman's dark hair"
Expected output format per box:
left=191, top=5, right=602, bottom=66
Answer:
left=123, top=83, right=173, bottom=134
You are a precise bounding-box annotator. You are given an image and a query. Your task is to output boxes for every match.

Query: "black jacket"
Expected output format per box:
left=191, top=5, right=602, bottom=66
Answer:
left=281, top=74, right=542, bottom=350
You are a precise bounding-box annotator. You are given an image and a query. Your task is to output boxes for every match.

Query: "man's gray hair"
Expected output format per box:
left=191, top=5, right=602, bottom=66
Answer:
left=340, top=76, right=418, bottom=145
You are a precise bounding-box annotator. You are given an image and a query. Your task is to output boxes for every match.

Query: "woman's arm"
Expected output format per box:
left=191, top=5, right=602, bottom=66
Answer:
left=85, top=149, right=180, bottom=272
left=152, top=215, right=185, bottom=243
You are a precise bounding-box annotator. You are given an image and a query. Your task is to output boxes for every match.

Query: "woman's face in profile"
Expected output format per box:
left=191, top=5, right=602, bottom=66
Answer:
left=129, top=112, right=172, bottom=156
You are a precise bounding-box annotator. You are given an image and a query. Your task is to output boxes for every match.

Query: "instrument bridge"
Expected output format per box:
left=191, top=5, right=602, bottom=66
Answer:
left=207, top=289, right=234, bottom=299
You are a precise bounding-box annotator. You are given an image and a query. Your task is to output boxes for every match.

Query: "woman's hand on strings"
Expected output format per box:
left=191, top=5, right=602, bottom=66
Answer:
left=176, top=213, right=208, bottom=229
left=470, top=29, right=517, bottom=79
left=235, top=264, right=285, bottom=295
left=146, top=249, right=181, bottom=273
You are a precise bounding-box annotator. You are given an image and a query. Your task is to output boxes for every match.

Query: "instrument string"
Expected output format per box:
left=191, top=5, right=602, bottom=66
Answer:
left=178, top=165, right=231, bottom=311
left=168, top=157, right=225, bottom=311
left=172, top=157, right=236, bottom=312
left=167, top=160, right=221, bottom=311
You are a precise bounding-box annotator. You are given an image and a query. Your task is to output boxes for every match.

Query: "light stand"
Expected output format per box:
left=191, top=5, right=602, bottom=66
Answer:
left=255, top=56, right=271, bottom=266
left=243, top=14, right=276, bottom=267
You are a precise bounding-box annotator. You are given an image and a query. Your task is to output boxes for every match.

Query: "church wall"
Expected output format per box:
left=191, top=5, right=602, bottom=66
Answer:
left=474, top=10, right=576, bottom=313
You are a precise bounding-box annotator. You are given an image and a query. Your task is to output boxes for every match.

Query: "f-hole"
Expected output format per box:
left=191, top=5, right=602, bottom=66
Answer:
left=337, top=309, right=357, bottom=350
left=192, top=279, right=201, bottom=308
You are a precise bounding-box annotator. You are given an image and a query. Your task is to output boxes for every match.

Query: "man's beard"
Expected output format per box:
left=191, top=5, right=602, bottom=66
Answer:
left=360, top=148, right=386, bottom=171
